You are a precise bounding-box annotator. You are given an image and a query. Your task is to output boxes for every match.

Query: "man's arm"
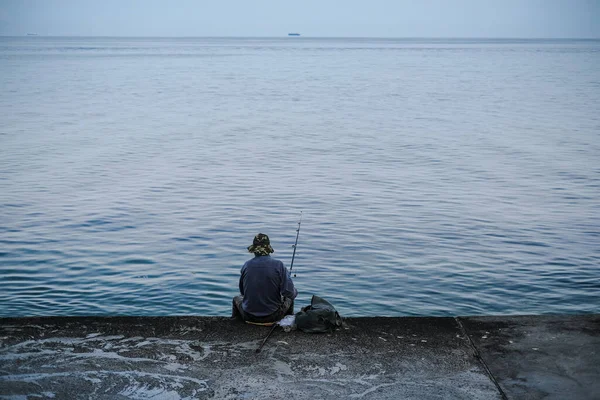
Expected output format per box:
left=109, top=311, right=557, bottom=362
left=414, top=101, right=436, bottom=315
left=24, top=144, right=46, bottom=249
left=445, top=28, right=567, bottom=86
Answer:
left=279, top=263, right=298, bottom=299
left=239, top=265, right=246, bottom=295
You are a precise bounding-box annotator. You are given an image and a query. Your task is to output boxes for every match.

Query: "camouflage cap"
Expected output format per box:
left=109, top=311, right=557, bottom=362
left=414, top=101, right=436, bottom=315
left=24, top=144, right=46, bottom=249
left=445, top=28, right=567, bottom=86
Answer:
left=248, top=233, right=274, bottom=256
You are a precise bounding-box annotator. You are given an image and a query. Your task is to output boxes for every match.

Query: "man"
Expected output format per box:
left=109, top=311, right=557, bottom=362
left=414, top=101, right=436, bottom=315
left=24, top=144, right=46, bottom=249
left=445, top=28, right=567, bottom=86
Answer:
left=232, top=233, right=297, bottom=323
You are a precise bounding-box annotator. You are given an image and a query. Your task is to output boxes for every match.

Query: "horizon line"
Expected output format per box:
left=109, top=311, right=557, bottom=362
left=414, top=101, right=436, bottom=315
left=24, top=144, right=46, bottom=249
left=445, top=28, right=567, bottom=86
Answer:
left=2, top=35, right=600, bottom=40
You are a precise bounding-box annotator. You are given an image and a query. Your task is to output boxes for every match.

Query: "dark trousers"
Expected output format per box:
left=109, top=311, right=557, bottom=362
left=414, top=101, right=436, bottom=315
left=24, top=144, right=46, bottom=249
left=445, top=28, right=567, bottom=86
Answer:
left=232, top=295, right=294, bottom=323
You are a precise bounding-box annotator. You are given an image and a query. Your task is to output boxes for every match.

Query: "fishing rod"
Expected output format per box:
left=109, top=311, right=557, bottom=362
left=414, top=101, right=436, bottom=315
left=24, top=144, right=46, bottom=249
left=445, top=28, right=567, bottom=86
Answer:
left=256, top=324, right=277, bottom=353
left=289, top=211, right=302, bottom=277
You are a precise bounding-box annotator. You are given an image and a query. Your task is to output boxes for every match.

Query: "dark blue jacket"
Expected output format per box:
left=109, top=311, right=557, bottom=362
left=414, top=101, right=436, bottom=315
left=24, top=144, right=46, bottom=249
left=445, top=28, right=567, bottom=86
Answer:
left=239, top=255, right=297, bottom=317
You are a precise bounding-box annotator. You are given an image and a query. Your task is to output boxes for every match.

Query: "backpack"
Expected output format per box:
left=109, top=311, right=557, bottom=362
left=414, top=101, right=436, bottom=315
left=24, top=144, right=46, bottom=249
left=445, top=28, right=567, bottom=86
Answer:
left=295, top=295, right=343, bottom=333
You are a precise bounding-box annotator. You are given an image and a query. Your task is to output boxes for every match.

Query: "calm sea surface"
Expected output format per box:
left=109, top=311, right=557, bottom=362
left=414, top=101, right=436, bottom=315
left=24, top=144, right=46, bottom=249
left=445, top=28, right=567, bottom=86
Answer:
left=1, top=37, right=599, bottom=317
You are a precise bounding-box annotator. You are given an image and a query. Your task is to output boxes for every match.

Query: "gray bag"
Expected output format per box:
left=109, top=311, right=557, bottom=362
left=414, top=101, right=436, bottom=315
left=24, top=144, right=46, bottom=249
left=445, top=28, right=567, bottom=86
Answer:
left=295, top=295, right=343, bottom=333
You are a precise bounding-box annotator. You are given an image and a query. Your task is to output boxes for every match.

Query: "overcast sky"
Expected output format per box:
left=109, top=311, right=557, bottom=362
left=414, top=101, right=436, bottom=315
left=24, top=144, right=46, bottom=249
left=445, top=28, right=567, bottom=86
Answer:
left=0, top=0, right=598, bottom=38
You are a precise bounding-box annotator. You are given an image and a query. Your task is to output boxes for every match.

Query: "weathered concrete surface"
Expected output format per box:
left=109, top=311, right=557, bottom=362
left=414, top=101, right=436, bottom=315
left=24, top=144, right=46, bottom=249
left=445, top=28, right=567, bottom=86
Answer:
left=460, top=315, right=600, bottom=400
left=0, top=315, right=597, bottom=400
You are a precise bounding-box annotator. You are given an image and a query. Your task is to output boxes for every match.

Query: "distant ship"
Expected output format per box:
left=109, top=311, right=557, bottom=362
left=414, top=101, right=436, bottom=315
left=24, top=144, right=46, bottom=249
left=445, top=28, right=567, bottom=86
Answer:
left=26, top=33, right=38, bottom=36
left=288, top=33, right=301, bottom=37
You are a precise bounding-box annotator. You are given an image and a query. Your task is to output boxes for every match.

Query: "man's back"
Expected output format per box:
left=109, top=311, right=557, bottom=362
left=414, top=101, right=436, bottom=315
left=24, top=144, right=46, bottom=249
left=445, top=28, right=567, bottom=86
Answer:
left=239, top=255, right=297, bottom=317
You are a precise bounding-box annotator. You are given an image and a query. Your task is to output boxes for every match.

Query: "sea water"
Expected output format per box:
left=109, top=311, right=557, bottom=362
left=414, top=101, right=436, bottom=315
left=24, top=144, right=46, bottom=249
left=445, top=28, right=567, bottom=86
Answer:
left=1, top=37, right=599, bottom=317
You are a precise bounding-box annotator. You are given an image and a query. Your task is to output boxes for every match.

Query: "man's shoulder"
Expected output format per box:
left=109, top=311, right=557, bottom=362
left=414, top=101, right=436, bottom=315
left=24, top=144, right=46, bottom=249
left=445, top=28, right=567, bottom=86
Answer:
left=269, top=257, right=285, bottom=268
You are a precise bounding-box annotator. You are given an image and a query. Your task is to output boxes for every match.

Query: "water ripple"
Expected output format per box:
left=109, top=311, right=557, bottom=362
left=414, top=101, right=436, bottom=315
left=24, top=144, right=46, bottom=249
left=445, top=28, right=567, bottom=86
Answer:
left=1, top=37, right=599, bottom=316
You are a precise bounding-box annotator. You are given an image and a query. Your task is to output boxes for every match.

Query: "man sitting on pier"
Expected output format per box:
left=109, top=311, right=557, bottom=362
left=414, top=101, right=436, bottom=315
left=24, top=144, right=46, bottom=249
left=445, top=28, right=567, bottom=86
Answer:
left=232, top=233, right=297, bottom=323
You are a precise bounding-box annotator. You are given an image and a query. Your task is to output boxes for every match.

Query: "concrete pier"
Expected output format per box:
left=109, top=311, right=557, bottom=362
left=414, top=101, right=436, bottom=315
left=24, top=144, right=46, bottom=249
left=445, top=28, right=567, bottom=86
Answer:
left=0, top=315, right=598, bottom=399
